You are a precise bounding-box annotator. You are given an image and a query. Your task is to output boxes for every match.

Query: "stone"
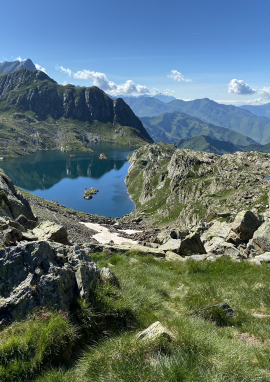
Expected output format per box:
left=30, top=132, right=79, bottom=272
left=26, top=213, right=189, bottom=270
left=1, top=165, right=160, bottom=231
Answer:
left=4, top=227, right=23, bottom=246
left=136, top=321, right=174, bottom=342
left=204, top=237, right=240, bottom=257
left=99, top=267, right=119, bottom=286
left=204, top=221, right=232, bottom=241
left=254, top=253, right=270, bottom=263
left=249, top=220, right=270, bottom=253
left=15, top=214, right=38, bottom=230
left=129, top=258, right=139, bottom=265
left=159, top=239, right=181, bottom=253
left=99, top=153, right=107, bottom=160
left=165, top=251, right=185, bottom=261
left=231, top=210, right=261, bottom=241
left=88, top=243, right=166, bottom=258
left=0, top=241, right=100, bottom=322
left=202, top=302, right=235, bottom=318
left=178, top=232, right=206, bottom=256
left=32, top=221, right=69, bottom=244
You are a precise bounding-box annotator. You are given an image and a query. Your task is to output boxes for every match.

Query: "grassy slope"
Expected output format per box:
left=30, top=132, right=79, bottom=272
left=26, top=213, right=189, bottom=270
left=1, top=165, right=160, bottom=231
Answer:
left=123, top=97, right=270, bottom=145
left=141, top=112, right=255, bottom=146
left=0, top=111, right=147, bottom=158
left=176, top=135, right=244, bottom=155
left=2, top=253, right=270, bottom=381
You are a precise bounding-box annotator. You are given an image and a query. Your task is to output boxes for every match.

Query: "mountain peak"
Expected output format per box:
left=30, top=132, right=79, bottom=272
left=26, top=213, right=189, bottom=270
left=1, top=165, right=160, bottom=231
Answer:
left=0, top=58, right=36, bottom=74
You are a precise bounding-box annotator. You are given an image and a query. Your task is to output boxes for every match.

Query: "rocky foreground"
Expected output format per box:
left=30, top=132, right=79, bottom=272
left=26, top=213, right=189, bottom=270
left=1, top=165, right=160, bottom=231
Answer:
left=1, top=146, right=270, bottom=324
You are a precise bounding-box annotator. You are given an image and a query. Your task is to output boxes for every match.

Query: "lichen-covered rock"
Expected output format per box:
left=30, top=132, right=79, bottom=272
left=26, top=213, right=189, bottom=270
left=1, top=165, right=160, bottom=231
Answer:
left=249, top=221, right=270, bottom=253
left=231, top=210, right=261, bottom=241
left=204, top=221, right=232, bottom=241
left=179, top=232, right=206, bottom=256
left=165, top=251, right=185, bottom=261
left=32, top=221, right=69, bottom=244
left=99, top=267, right=119, bottom=287
left=159, top=239, right=181, bottom=253
left=0, top=241, right=100, bottom=322
left=204, top=237, right=240, bottom=257
left=136, top=321, right=174, bottom=342
left=0, top=170, right=35, bottom=221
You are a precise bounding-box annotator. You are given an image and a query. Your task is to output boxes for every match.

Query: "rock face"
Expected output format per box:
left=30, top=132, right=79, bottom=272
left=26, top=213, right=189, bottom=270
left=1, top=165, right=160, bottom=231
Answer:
left=0, top=69, right=153, bottom=156
left=249, top=220, right=270, bottom=253
left=0, top=241, right=100, bottom=322
left=125, top=143, right=270, bottom=228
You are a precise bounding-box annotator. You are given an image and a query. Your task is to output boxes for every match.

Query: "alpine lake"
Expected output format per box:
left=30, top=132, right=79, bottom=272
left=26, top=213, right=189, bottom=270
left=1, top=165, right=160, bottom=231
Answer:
left=0, top=144, right=136, bottom=218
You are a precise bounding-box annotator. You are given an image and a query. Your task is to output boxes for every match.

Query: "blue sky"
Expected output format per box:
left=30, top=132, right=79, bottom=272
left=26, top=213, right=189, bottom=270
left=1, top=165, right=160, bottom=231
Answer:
left=1, top=0, right=270, bottom=105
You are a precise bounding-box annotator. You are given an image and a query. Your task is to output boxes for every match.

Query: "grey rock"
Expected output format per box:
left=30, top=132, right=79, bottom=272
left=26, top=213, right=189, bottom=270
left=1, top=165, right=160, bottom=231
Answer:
left=136, top=321, right=174, bottom=342
left=179, top=232, right=206, bottom=256
left=231, top=210, right=261, bottom=241
left=15, top=214, right=38, bottom=230
left=4, top=227, right=23, bottom=246
left=159, top=239, right=181, bottom=253
left=165, top=251, right=185, bottom=261
left=32, top=221, right=69, bottom=244
left=99, top=267, right=119, bottom=287
left=0, top=241, right=100, bottom=322
left=204, top=237, right=240, bottom=257
left=249, top=220, right=270, bottom=253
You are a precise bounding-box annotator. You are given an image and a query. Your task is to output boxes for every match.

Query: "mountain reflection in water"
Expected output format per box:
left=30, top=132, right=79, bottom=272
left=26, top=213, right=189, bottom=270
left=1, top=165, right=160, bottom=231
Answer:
left=1, top=144, right=136, bottom=218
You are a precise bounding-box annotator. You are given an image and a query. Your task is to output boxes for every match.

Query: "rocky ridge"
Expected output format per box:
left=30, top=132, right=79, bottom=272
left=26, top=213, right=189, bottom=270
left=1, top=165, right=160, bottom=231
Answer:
left=0, top=69, right=152, bottom=158
left=124, top=143, right=270, bottom=228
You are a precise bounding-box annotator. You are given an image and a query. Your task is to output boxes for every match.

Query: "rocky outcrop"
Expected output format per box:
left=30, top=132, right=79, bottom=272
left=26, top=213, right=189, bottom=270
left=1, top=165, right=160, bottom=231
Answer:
left=125, top=143, right=270, bottom=228
left=0, top=59, right=36, bottom=73
left=32, top=221, right=70, bottom=245
left=0, top=241, right=110, bottom=322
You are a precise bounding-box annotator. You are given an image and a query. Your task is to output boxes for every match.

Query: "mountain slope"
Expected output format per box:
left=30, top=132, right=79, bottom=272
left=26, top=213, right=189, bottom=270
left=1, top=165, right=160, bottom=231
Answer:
left=0, top=69, right=153, bottom=158
left=240, top=103, right=270, bottom=118
left=123, top=96, right=270, bottom=144
left=176, top=135, right=244, bottom=155
left=140, top=111, right=257, bottom=146
left=0, top=59, right=36, bottom=73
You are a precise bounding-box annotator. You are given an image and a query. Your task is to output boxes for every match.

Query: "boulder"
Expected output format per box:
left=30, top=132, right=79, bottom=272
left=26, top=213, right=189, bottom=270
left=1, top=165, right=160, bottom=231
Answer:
left=249, top=220, right=270, bottom=253
left=179, top=232, right=206, bottom=256
left=204, top=237, right=240, bottom=257
left=32, top=221, right=69, bottom=245
left=165, top=251, right=185, bottom=261
left=203, top=221, right=232, bottom=241
left=15, top=214, right=38, bottom=230
left=99, top=153, right=107, bottom=160
left=136, top=321, right=174, bottom=342
left=231, top=210, right=261, bottom=241
left=253, top=253, right=270, bottom=263
left=99, top=267, right=119, bottom=286
left=0, top=241, right=100, bottom=322
left=4, top=227, right=23, bottom=246
left=0, top=171, right=35, bottom=221
left=159, top=239, right=181, bottom=253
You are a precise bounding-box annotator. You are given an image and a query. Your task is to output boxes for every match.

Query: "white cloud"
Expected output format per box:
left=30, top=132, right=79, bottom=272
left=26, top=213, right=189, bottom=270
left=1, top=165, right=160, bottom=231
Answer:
left=56, top=65, right=72, bottom=77
left=228, top=79, right=256, bottom=95
left=153, top=87, right=175, bottom=96
left=258, top=87, right=270, bottom=99
left=168, top=70, right=192, bottom=82
left=35, top=64, right=47, bottom=74
left=16, top=56, right=25, bottom=62
left=73, top=70, right=149, bottom=95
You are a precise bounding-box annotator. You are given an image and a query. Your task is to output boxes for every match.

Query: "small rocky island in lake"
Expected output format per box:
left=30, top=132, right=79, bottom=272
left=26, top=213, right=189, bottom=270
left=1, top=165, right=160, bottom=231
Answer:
left=99, top=153, right=107, bottom=160
left=83, top=187, right=99, bottom=200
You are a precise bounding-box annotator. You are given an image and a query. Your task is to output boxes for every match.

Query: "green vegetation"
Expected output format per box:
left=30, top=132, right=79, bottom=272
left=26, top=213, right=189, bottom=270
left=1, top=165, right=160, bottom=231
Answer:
left=2, top=252, right=270, bottom=381
left=123, top=96, right=270, bottom=144
left=141, top=113, right=256, bottom=146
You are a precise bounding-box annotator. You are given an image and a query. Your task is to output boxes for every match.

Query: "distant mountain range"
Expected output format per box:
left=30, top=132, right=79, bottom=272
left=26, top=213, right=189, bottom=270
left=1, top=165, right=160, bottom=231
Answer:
left=176, top=135, right=270, bottom=155
left=0, top=59, right=36, bottom=73
left=240, top=103, right=270, bottom=118
left=141, top=111, right=257, bottom=146
left=109, top=93, right=176, bottom=103
left=122, top=96, right=270, bottom=144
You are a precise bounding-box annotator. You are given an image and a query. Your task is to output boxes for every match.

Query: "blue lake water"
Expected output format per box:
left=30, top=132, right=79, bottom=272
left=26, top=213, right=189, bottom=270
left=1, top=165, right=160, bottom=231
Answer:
left=0, top=144, right=136, bottom=218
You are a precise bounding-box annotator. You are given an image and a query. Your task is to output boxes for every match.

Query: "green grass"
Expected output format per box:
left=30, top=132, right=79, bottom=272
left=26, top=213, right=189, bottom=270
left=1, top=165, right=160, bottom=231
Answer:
left=1, top=252, right=269, bottom=381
